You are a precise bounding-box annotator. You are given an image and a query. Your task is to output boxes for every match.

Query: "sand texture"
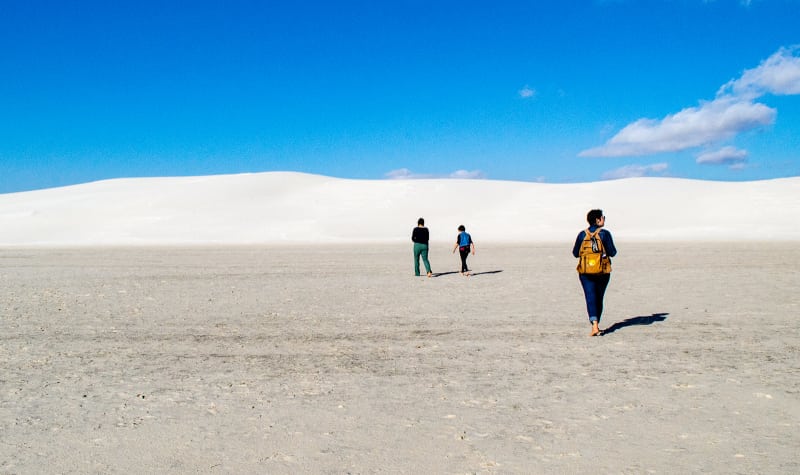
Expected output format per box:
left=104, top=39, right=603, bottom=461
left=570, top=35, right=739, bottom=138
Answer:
left=1, top=243, right=798, bottom=473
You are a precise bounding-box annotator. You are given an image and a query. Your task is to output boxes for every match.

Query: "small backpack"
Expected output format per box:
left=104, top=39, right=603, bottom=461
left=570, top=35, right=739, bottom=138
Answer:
left=576, top=228, right=612, bottom=274
left=458, top=232, right=471, bottom=247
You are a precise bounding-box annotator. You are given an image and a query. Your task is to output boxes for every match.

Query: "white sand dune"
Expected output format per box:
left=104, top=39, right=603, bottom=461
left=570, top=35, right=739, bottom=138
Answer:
left=1, top=172, right=798, bottom=245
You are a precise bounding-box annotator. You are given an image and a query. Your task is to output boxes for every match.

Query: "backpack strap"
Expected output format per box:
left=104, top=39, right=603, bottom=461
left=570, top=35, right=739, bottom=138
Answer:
left=586, top=228, right=604, bottom=252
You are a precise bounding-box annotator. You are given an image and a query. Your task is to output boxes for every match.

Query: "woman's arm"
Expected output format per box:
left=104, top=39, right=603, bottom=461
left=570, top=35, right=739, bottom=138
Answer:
left=601, top=230, right=617, bottom=257
left=572, top=231, right=585, bottom=257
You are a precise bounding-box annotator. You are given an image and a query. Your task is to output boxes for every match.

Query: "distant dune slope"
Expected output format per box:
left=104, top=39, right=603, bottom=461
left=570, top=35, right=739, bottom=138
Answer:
left=1, top=172, right=798, bottom=245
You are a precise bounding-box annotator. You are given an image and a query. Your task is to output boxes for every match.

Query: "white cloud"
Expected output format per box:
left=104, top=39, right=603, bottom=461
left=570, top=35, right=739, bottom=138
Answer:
left=580, top=46, right=798, bottom=158
left=385, top=168, right=416, bottom=179
left=448, top=169, right=487, bottom=179
left=579, top=97, right=774, bottom=157
left=696, top=146, right=748, bottom=166
left=385, top=168, right=486, bottom=180
left=519, top=85, right=536, bottom=99
left=601, top=163, right=669, bottom=180
left=718, top=46, right=800, bottom=99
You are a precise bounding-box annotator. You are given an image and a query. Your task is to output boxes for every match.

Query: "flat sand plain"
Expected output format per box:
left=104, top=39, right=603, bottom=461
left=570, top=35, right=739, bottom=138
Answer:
left=1, top=243, right=798, bottom=474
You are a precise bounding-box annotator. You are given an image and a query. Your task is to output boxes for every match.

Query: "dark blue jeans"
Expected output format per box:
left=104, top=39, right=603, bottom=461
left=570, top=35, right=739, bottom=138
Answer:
left=579, top=273, right=611, bottom=323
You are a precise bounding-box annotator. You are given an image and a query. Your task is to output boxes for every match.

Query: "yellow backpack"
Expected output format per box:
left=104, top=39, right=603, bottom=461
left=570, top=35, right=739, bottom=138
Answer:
left=576, top=228, right=612, bottom=274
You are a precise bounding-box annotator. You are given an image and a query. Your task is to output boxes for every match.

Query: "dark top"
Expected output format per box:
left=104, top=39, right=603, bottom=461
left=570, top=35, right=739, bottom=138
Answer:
left=572, top=225, right=617, bottom=258
left=412, top=226, right=430, bottom=245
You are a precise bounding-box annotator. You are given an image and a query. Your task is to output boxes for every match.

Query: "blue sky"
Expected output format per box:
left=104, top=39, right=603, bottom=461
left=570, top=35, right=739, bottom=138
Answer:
left=1, top=0, right=799, bottom=193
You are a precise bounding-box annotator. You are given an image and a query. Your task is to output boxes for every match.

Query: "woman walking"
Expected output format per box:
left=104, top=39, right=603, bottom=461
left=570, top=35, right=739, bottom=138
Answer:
left=412, top=218, right=433, bottom=277
left=573, top=209, right=617, bottom=336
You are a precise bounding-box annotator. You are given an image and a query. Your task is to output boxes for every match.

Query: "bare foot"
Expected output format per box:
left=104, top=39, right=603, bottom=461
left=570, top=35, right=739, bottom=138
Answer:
left=427, top=272, right=432, bottom=278
left=590, top=323, right=601, bottom=337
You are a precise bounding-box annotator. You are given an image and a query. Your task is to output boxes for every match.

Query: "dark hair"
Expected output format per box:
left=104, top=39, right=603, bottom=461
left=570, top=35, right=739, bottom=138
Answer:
left=458, top=225, right=466, bottom=231
left=417, top=218, right=425, bottom=225
left=586, top=209, right=603, bottom=225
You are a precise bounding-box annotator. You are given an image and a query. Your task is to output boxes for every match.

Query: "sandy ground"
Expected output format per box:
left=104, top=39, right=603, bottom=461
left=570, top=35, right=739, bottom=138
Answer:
left=1, top=243, right=798, bottom=474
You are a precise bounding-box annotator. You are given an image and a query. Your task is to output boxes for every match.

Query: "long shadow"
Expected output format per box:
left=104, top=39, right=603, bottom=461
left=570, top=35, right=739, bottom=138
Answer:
left=602, top=313, right=669, bottom=335
left=470, top=270, right=504, bottom=277
left=431, top=270, right=504, bottom=277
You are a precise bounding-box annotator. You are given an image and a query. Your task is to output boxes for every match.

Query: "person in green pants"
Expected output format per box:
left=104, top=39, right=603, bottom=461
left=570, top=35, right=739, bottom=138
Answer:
left=412, top=217, right=433, bottom=277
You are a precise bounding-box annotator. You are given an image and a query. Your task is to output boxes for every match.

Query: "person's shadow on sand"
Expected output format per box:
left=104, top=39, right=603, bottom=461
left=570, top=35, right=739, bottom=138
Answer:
left=602, top=313, right=668, bottom=335
left=430, top=270, right=504, bottom=277
left=470, top=270, right=503, bottom=277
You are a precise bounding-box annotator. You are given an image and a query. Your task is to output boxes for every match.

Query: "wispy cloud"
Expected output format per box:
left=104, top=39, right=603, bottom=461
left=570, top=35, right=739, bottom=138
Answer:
left=579, top=98, right=774, bottom=157
left=718, top=46, right=800, bottom=99
left=580, top=46, right=799, bottom=158
left=601, top=163, right=669, bottom=180
left=448, top=169, right=487, bottom=179
left=518, top=85, right=536, bottom=99
left=385, top=168, right=416, bottom=179
left=696, top=146, right=748, bottom=167
left=385, top=168, right=486, bottom=180
left=703, top=0, right=756, bottom=8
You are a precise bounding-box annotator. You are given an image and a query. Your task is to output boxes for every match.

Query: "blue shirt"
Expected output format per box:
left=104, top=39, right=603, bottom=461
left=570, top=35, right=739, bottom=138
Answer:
left=572, top=225, right=617, bottom=258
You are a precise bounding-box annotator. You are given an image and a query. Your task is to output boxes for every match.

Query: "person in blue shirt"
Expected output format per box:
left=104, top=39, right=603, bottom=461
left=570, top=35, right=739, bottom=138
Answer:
left=452, top=225, right=475, bottom=275
left=573, top=209, right=617, bottom=336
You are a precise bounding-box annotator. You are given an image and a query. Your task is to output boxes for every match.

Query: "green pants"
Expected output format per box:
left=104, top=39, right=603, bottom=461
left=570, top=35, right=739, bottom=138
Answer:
left=413, top=243, right=432, bottom=276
